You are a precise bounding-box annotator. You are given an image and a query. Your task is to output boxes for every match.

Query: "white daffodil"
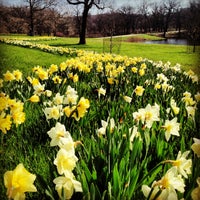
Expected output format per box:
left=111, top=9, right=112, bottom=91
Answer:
left=53, top=93, right=64, bottom=105
left=166, top=151, right=192, bottom=178
left=139, top=103, right=160, bottom=128
left=97, top=86, right=106, bottom=98
left=44, top=105, right=63, bottom=120
left=123, top=95, right=132, bottom=103
left=47, top=122, right=72, bottom=147
left=163, top=117, right=180, bottom=141
left=53, top=172, right=82, bottom=200
left=64, top=85, right=78, bottom=105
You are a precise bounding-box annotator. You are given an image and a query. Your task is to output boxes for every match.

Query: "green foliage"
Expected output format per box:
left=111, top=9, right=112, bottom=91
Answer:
left=0, top=36, right=200, bottom=199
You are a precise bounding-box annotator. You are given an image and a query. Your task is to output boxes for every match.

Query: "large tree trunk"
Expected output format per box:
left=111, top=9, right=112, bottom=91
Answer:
left=29, top=12, right=34, bottom=36
left=79, top=7, right=89, bottom=44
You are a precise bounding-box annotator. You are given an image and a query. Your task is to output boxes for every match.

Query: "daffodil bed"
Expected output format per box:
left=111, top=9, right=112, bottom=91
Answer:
left=0, top=38, right=200, bottom=200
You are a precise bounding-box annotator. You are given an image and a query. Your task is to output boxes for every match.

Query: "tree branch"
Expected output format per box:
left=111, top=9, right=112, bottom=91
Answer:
left=66, top=0, right=85, bottom=5
left=93, top=0, right=105, bottom=10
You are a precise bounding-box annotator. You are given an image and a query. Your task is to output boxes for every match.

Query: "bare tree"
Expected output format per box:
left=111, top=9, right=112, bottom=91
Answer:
left=138, top=0, right=150, bottom=33
left=162, top=0, right=179, bottom=37
left=185, top=0, right=200, bottom=52
left=118, top=6, right=135, bottom=34
left=66, top=0, right=105, bottom=44
left=25, top=0, right=57, bottom=36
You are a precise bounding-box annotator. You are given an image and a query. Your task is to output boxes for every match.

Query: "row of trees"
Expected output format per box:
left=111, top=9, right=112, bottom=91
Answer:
left=0, top=0, right=200, bottom=45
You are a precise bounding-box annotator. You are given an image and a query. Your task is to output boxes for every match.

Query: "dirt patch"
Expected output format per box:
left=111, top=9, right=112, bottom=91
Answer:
left=126, top=37, right=145, bottom=42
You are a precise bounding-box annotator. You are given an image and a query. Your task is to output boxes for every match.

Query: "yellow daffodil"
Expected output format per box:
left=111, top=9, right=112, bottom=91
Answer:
left=0, top=79, right=3, bottom=87
left=74, top=97, right=90, bottom=120
left=48, top=64, right=58, bottom=75
left=11, top=109, right=26, bottom=126
left=140, top=63, right=147, bottom=69
left=134, top=85, right=145, bottom=96
left=73, top=74, right=79, bottom=83
left=29, top=94, right=40, bottom=103
left=60, top=62, right=67, bottom=71
left=13, top=70, right=22, bottom=81
left=107, top=77, right=114, bottom=84
left=0, top=95, right=9, bottom=111
left=154, top=82, right=161, bottom=90
left=3, top=71, right=15, bottom=82
left=63, top=106, right=75, bottom=118
left=52, top=75, right=62, bottom=84
left=31, top=78, right=40, bottom=86
left=191, top=138, right=200, bottom=157
left=37, top=68, right=48, bottom=81
left=191, top=177, right=200, bottom=200
left=170, top=98, right=180, bottom=115
left=4, top=163, right=37, bottom=200
left=139, top=68, right=145, bottom=76
left=0, top=112, right=12, bottom=134
left=54, top=148, right=78, bottom=175
left=131, top=67, right=138, bottom=73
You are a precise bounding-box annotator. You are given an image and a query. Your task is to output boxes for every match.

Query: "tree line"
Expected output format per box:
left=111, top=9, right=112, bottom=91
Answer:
left=0, top=0, right=200, bottom=45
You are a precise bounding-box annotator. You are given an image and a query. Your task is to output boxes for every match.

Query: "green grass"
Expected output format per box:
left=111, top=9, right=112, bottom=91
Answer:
left=0, top=35, right=200, bottom=76
left=0, top=43, right=68, bottom=76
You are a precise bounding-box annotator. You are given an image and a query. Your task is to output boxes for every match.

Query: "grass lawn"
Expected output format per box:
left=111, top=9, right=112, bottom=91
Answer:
left=0, top=43, right=69, bottom=76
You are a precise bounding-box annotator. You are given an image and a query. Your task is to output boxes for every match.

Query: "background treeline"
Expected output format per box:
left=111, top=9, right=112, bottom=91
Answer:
left=0, top=0, right=200, bottom=41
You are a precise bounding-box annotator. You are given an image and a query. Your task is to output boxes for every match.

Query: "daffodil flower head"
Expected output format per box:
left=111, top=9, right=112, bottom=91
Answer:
left=4, top=163, right=37, bottom=200
left=47, top=122, right=73, bottom=148
left=143, top=167, right=185, bottom=200
left=191, top=138, right=200, bottom=157
left=165, top=151, right=192, bottom=178
left=29, top=94, right=40, bottom=103
left=123, top=95, right=132, bottom=103
left=97, top=86, right=106, bottom=98
left=163, top=117, right=180, bottom=141
left=191, top=177, right=200, bottom=200
left=44, top=105, right=63, bottom=120
left=53, top=93, right=64, bottom=105
left=134, top=85, right=145, bottom=96
left=54, top=148, right=78, bottom=175
left=0, top=112, right=12, bottom=134
left=53, top=172, right=82, bottom=200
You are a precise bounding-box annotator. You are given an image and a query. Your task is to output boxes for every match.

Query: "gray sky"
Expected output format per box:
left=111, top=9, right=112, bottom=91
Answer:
left=1, top=0, right=191, bottom=11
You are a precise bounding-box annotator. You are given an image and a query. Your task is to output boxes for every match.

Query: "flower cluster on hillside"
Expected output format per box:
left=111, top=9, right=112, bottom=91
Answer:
left=1, top=38, right=200, bottom=199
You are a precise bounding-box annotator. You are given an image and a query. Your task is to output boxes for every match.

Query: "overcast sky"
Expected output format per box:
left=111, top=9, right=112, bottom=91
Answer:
left=0, top=0, right=191, bottom=11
